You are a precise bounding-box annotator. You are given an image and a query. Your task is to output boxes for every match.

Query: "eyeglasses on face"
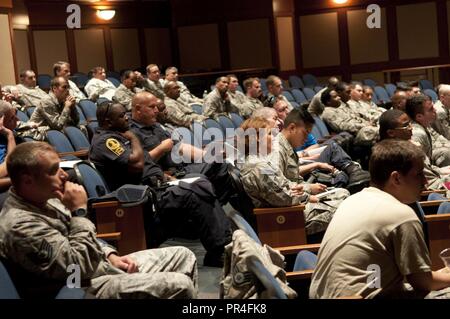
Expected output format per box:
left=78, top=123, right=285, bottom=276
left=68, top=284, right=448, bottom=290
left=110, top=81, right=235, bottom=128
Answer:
left=394, top=121, right=412, bottom=130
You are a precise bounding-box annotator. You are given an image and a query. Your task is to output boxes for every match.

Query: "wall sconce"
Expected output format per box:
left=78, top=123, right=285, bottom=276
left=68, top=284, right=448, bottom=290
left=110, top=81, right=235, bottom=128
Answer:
left=333, top=0, right=348, bottom=4
left=97, top=9, right=116, bottom=21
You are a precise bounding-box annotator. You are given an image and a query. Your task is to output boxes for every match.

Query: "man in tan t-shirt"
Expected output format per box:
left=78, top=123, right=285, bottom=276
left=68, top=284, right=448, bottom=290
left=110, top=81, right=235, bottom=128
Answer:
left=309, top=139, right=450, bottom=299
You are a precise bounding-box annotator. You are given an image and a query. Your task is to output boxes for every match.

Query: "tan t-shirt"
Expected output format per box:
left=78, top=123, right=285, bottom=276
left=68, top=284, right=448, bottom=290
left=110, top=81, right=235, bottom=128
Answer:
left=309, top=187, right=431, bottom=299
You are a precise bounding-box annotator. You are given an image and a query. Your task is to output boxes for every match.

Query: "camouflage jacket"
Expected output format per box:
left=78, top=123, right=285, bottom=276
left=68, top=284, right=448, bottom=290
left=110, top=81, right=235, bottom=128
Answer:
left=411, top=121, right=433, bottom=160
left=7, top=84, right=49, bottom=110
left=164, top=96, right=206, bottom=128
left=68, top=80, right=86, bottom=103
left=203, top=89, right=239, bottom=119
left=113, top=84, right=136, bottom=111
left=177, top=81, right=203, bottom=105
left=432, top=100, right=450, bottom=140
left=143, top=79, right=165, bottom=100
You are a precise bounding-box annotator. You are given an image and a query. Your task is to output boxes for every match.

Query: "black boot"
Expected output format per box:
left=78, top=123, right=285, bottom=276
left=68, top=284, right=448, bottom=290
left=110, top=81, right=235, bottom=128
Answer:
left=344, top=163, right=371, bottom=194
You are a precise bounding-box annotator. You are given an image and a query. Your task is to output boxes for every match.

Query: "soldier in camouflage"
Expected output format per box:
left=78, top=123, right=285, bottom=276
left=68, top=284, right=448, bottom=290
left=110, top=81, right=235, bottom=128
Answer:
left=143, top=64, right=165, bottom=100
left=263, top=75, right=293, bottom=111
left=226, top=75, right=256, bottom=119
left=53, top=61, right=87, bottom=103
left=203, top=77, right=239, bottom=119
left=242, top=77, right=264, bottom=118
left=0, top=142, right=198, bottom=299
left=113, top=70, right=142, bottom=111
left=164, top=67, right=203, bottom=105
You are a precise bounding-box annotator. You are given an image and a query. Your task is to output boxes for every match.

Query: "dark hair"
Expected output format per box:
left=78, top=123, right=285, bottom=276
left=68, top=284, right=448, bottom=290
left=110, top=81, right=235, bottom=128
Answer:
left=321, top=88, right=334, bottom=105
left=97, top=101, right=122, bottom=126
left=369, top=139, right=425, bottom=187
left=7, top=142, right=56, bottom=189
left=121, top=70, right=134, bottom=82
left=378, top=109, right=407, bottom=140
left=53, top=61, right=69, bottom=76
left=405, top=94, right=427, bottom=120
left=50, top=76, right=66, bottom=89
left=284, top=107, right=314, bottom=129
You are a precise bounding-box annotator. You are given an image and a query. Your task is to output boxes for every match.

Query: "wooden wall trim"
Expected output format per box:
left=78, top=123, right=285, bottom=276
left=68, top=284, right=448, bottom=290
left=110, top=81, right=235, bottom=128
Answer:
left=137, top=27, right=147, bottom=69
left=103, top=26, right=114, bottom=71
left=7, top=12, right=18, bottom=82
left=27, top=27, right=37, bottom=73
left=437, top=0, right=450, bottom=58
left=337, top=8, right=351, bottom=82
left=65, top=29, right=77, bottom=74
left=269, top=15, right=279, bottom=71
left=218, top=22, right=230, bottom=70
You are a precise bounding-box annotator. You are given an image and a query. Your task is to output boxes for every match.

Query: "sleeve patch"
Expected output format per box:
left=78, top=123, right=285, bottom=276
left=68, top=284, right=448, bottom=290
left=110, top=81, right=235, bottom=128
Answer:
left=106, top=138, right=125, bottom=156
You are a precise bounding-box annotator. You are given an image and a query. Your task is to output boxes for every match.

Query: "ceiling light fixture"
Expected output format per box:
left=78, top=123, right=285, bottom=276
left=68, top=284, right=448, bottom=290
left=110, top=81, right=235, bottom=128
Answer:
left=97, top=9, right=115, bottom=21
left=333, top=0, right=349, bottom=4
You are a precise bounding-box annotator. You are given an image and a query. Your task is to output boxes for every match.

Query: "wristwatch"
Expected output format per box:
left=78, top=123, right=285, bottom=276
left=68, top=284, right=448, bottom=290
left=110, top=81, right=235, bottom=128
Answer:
left=71, top=208, right=88, bottom=218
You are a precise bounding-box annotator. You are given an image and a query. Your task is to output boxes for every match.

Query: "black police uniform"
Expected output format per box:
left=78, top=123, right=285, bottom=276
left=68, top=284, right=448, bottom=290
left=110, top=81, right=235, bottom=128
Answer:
left=129, top=120, right=235, bottom=205
left=89, top=128, right=231, bottom=257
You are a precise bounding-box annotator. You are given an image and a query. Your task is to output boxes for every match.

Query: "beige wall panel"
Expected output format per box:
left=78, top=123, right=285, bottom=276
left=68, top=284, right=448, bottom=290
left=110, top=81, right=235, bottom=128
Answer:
left=300, top=13, right=340, bottom=68
left=351, top=72, right=385, bottom=85
left=178, top=24, right=221, bottom=72
left=347, top=9, right=388, bottom=64
left=33, top=30, right=68, bottom=75
left=74, top=29, right=107, bottom=74
left=0, top=14, right=16, bottom=85
left=111, top=28, right=141, bottom=72
left=397, top=3, right=439, bottom=60
left=144, top=28, right=172, bottom=67
left=228, top=19, right=272, bottom=69
left=276, top=17, right=296, bottom=71
left=13, top=29, right=30, bottom=75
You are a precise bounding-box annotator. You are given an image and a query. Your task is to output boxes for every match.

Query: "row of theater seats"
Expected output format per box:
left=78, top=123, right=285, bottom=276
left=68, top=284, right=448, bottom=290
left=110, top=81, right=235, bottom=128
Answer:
left=35, top=71, right=121, bottom=91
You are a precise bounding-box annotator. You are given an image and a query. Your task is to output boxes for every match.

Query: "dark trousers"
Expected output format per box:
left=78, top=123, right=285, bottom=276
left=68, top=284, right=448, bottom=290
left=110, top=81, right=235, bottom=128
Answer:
left=154, top=181, right=232, bottom=253
left=319, top=140, right=353, bottom=170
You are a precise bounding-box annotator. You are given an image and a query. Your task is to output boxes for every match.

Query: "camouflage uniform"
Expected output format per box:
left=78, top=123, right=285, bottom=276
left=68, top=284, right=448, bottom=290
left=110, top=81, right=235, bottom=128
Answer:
left=84, top=78, right=116, bottom=101
left=163, top=96, right=206, bottom=128
left=308, top=88, right=326, bottom=116
left=412, top=121, right=450, bottom=167
left=322, top=102, right=379, bottom=145
left=228, top=91, right=263, bottom=119
left=143, top=79, right=165, bottom=100
left=68, top=79, right=86, bottom=103
left=4, top=84, right=49, bottom=111
left=0, top=190, right=198, bottom=299
left=203, top=89, right=239, bottom=119
left=17, top=92, right=80, bottom=141
left=424, top=156, right=450, bottom=193
left=113, top=84, right=136, bottom=111
left=168, top=80, right=203, bottom=105
left=264, top=93, right=293, bottom=111
left=348, top=100, right=384, bottom=123
left=432, top=100, right=450, bottom=140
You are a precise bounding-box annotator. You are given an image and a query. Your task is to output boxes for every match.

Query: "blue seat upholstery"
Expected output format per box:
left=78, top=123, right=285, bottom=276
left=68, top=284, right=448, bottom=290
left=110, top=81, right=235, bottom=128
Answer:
left=73, top=162, right=110, bottom=198
left=192, top=121, right=208, bottom=146
left=385, top=83, right=396, bottom=97
left=302, top=74, right=319, bottom=87
left=260, top=78, right=268, bottom=92
left=314, top=86, right=324, bottom=93
left=218, top=115, right=237, bottom=131
left=46, top=130, right=79, bottom=160
left=0, top=259, right=20, bottom=299
left=282, top=91, right=295, bottom=103
left=71, top=73, right=89, bottom=89
left=204, top=118, right=225, bottom=136
left=78, top=99, right=97, bottom=122
left=423, top=89, right=438, bottom=102
left=362, top=78, right=377, bottom=87
left=225, top=209, right=261, bottom=245
left=293, top=250, right=318, bottom=271
left=302, top=87, right=316, bottom=101
left=26, top=106, right=36, bottom=118
left=374, top=86, right=391, bottom=103
left=289, top=75, right=304, bottom=89
left=419, top=79, right=434, bottom=91
left=106, top=71, right=120, bottom=80
left=64, top=126, right=90, bottom=151
left=96, top=97, right=110, bottom=106
left=230, top=113, right=244, bottom=128
left=291, top=88, right=308, bottom=104
left=16, top=110, right=29, bottom=122
left=313, top=115, right=330, bottom=136
left=191, top=103, right=203, bottom=115
left=37, top=74, right=51, bottom=91
left=76, top=105, right=87, bottom=126
left=107, top=77, right=120, bottom=88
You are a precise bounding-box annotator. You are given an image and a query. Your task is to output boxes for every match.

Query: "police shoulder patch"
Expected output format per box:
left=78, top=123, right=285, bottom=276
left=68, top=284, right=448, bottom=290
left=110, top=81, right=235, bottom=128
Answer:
left=106, top=138, right=125, bottom=156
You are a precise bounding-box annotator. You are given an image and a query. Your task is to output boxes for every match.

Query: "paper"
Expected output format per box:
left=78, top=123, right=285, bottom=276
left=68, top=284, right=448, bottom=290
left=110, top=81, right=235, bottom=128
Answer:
left=315, top=187, right=339, bottom=199
left=306, top=145, right=327, bottom=157
left=168, top=177, right=200, bottom=186
left=59, top=160, right=82, bottom=168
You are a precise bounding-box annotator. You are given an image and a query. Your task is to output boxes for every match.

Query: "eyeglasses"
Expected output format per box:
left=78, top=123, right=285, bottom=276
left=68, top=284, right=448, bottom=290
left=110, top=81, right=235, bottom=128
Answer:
left=394, top=122, right=412, bottom=130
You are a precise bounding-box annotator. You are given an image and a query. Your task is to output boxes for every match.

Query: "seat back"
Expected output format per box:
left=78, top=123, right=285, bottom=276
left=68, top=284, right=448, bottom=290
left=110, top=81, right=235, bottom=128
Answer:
left=293, top=250, right=318, bottom=271
left=227, top=165, right=256, bottom=225
left=74, top=162, right=110, bottom=198
left=218, top=115, right=237, bottom=131
left=76, top=105, right=87, bottom=126
left=374, top=86, right=391, bottom=103
left=191, top=103, right=203, bottom=115
left=419, top=79, right=434, bottom=91
left=313, top=115, right=330, bottom=136
left=47, top=130, right=75, bottom=153
left=107, top=77, right=120, bottom=88
left=385, top=83, right=396, bottom=97
left=302, top=87, right=316, bottom=101
left=0, top=259, right=20, bottom=299
left=106, top=71, right=120, bottom=80
left=78, top=99, right=97, bottom=122
left=423, top=89, right=438, bottom=102
left=26, top=106, right=36, bottom=118
left=362, top=78, right=377, bottom=87
left=37, top=74, right=51, bottom=91
left=260, top=78, right=268, bottom=92
left=16, top=110, right=29, bottom=122
left=291, top=88, right=308, bottom=104
left=191, top=121, right=208, bottom=146
left=204, top=118, right=225, bottom=135
left=230, top=112, right=244, bottom=128
left=288, top=75, right=304, bottom=89
left=64, top=126, right=90, bottom=151
left=71, top=73, right=89, bottom=89
left=282, top=91, right=295, bottom=103
left=302, top=74, right=319, bottom=87
left=314, top=86, right=323, bottom=93
left=173, top=126, right=195, bottom=146
left=225, top=210, right=261, bottom=245
left=96, top=97, right=110, bottom=105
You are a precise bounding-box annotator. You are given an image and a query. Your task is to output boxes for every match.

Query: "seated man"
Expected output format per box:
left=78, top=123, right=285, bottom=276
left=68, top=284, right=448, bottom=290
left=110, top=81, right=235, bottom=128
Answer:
left=0, top=142, right=198, bottom=299
left=242, top=77, right=264, bottom=118
left=3, top=69, right=49, bottom=111
left=432, top=84, right=450, bottom=140
left=143, top=64, right=165, bottom=100
left=203, top=76, right=239, bottom=119
left=164, top=66, right=202, bottom=105
left=163, top=81, right=206, bottom=129
left=113, top=70, right=140, bottom=111
left=308, top=76, right=340, bottom=116
left=18, top=76, right=80, bottom=141
left=263, top=75, right=293, bottom=111
left=53, top=61, right=86, bottom=103
left=406, top=94, right=450, bottom=167
left=391, top=90, right=408, bottom=112
left=227, top=74, right=255, bottom=119
left=84, top=67, right=116, bottom=101
left=310, top=139, right=450, bottom=299
left=89, top=101, right=232, bottom=266
left=347, top=83, right=384, bottom=123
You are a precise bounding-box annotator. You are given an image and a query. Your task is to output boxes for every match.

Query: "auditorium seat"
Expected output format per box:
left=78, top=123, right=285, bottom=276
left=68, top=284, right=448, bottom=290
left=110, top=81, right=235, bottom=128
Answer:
left=289, top=75, right=305, bottom=89
left=362, top=78, right=377, bottom=87
left=191, top=103, right=203, bottom=115
left=291, top=88, right=308, bottom=104
left=385, top=83, right=396, bottom=97
left=37, top=74, right=51, bottom=91
left=302, top=74, right=319, bottom=87
left=374, top=86, right=391, bottom=103
left=423, top=89, right=438, bottom=102
left=64, top=126, right=90, bottom=151
left=107, top=77, right=120, bottom=88
left=419, top=79, right=434, bottom=91
left=302, top=87, right=316, bottom=101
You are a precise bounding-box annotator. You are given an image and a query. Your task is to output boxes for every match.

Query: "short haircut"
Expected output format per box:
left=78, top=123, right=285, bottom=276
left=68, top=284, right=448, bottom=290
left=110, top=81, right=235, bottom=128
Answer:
left=407, top=80, right=419, bottom=87
left=165, top=66, right=178, bottom=75
left=226, top=74, right=238, bottom=81
left=50, top=76, right=66, bottom=89
left=327, top=76, right=339, bottom=89
left=334, top=82, right=348, bottom=94
left=91, top=66, right=104, bottom=75
left=378, top=109, right=406, bottom=140
left=405, top=94, right=427, bottom=120
left=362, top=85, right=373, bottom=92
left=266, top=75, right=279, bottom=87
left=19, top=70, right=33, bottom=80
left=215, top=76, right=227, bottom=84
left=284, top=107, right=314, bottom=129
left=0, top=100, right=13, bottom=117
left=146, top=64, right=158, bottom=73
left=97, top=101, right=122, bottom=126
left=243, top=77, right=259, bottom=91
left=369, top=139, right=425, bottom=187
left=251, top=107, right=276, bottom=120
left=321, top=88, right=334, bottom=105
left=163, top=81, right=177, bottom=94
left=7, top=142, right=56, bottom=189
left=53, top=61, right=69, bottom=76
left=121, top=70, right=134, bottom=82
left=396, top=83, right=412, bottom=92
